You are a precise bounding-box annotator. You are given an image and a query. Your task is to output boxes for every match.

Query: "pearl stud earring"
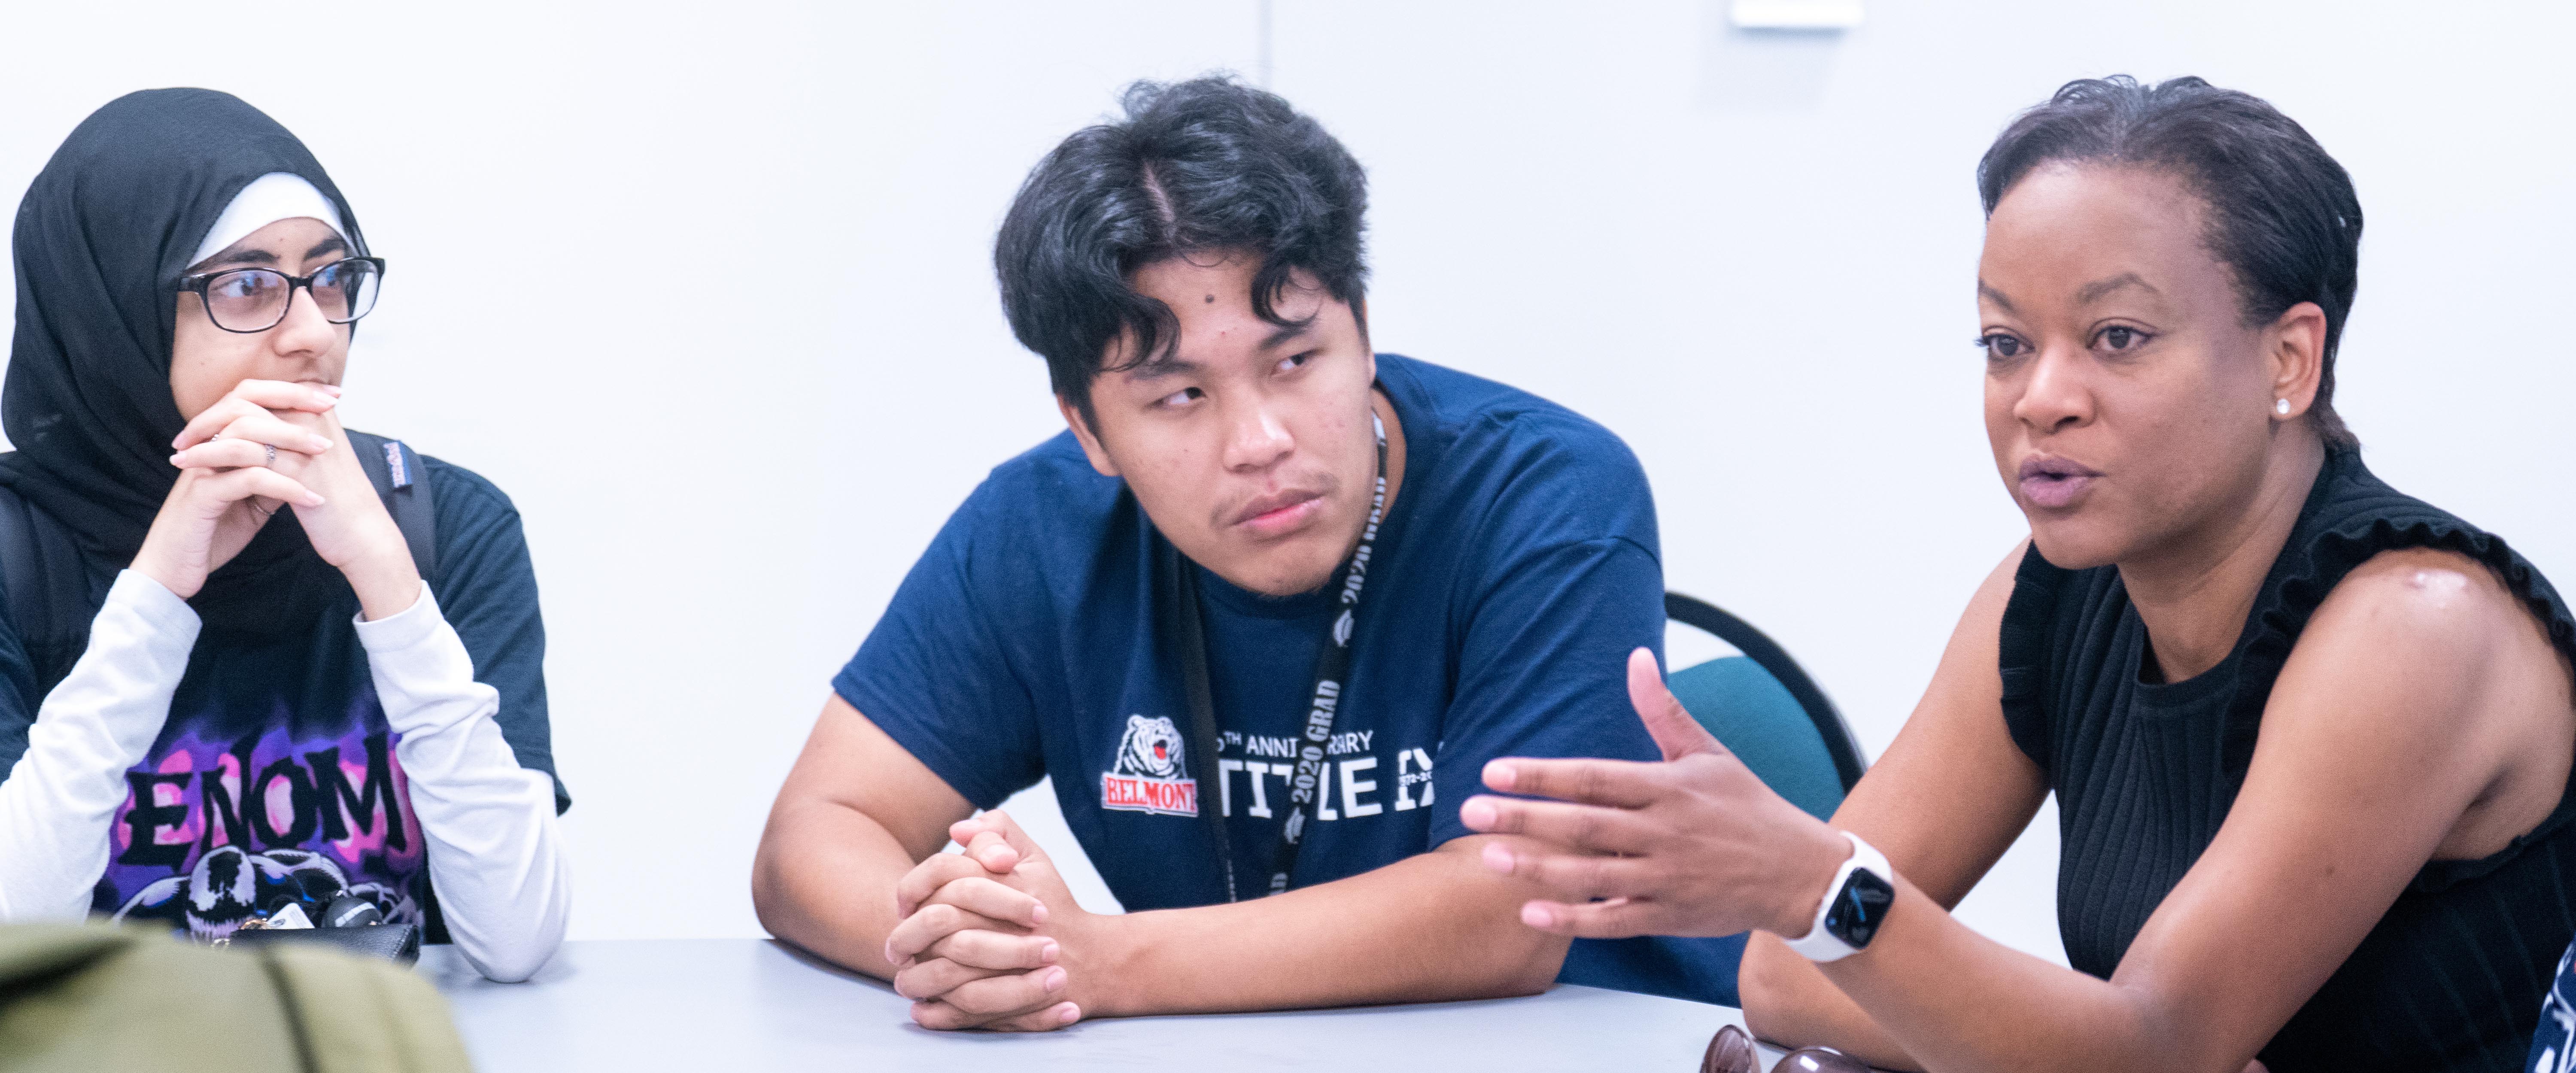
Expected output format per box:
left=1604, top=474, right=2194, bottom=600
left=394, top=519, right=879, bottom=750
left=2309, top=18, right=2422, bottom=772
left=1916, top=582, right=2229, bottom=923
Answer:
left=2275, top=398, right=2291, bottom=415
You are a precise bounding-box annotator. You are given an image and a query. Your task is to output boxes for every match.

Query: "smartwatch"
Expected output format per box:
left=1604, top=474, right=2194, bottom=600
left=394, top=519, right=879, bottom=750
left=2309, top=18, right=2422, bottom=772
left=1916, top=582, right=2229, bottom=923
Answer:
left=1783, top=831, right=1897, bottom=962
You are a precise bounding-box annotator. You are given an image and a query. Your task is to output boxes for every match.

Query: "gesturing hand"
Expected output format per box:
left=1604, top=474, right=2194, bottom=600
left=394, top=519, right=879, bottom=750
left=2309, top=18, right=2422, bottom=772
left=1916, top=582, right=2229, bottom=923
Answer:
left=1459, top=648, right=1854, bottom=941
left=886, top=809, right=1099, bottom=1031
left=134, top=379, right=340, bottom=599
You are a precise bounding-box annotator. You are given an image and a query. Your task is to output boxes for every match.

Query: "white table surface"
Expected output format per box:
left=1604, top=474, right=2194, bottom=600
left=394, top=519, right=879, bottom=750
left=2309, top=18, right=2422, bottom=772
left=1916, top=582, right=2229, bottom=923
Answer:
left=421, top=939, right=1792, bottom=1071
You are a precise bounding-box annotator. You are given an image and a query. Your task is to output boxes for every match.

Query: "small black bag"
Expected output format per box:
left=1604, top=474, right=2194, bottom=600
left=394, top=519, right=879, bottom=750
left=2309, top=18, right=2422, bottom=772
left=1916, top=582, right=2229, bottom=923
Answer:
left=223, top=922, right=422, bottom=965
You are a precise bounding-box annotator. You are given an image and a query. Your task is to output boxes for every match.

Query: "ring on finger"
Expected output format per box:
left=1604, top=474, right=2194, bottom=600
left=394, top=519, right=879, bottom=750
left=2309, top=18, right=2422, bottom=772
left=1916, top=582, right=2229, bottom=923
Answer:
left=263, top=443, right=277, bottom=466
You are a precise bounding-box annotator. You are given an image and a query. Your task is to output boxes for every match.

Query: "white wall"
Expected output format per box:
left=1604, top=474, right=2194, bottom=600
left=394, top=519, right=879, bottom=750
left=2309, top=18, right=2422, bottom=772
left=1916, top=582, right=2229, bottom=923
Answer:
left=2, top=1, right=2569, bottom=968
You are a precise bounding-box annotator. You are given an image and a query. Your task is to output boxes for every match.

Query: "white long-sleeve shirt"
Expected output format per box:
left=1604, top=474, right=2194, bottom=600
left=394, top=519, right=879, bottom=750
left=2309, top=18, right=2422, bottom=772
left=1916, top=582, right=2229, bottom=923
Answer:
left=0, top=570, right=568, bottom=981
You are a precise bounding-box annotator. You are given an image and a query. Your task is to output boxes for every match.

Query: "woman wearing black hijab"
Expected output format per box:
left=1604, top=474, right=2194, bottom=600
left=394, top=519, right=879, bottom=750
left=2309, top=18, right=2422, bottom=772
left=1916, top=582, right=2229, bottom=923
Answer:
left=0, top=89, right=568, bottom=982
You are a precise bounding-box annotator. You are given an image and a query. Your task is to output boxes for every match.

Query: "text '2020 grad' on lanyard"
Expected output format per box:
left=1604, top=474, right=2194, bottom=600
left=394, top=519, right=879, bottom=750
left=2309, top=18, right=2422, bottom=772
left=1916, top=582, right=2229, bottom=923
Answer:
left=1161, top=411, right=1389, bottom=903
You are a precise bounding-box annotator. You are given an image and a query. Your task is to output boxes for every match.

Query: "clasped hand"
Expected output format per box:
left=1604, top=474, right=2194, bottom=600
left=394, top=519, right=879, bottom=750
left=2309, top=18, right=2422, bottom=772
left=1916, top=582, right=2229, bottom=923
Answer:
left=134, top=379, right=421, bottom=619
left=886, top=809, right=1098, bottom=1032
left=1459, top=648, right=1854, bottom=942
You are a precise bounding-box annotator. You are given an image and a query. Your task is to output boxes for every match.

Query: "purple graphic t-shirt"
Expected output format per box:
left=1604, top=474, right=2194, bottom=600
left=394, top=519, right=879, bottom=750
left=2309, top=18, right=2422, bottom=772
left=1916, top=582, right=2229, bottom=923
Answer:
left=0, top=452, right=562, bottom=944
left=100, top=695, right=428, bottom=939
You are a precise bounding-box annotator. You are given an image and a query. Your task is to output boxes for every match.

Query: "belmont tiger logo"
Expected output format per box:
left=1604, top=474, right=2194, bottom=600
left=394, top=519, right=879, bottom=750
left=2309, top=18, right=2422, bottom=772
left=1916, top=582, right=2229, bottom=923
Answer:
left=1101, top=714, right=1197, bottom=817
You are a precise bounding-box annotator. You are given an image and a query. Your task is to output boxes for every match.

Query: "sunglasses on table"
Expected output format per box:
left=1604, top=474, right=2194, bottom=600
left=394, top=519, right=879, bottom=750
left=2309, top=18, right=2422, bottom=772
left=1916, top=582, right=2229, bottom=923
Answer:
left=178, top=257, right=386, bottom=333
left=1704, top=1025, right=1871, bottom=1073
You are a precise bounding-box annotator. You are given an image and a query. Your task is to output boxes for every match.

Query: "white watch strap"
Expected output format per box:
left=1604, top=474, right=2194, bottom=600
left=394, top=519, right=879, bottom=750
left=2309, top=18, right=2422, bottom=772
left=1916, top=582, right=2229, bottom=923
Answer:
left=1783, top=832, right=1892, bottom=963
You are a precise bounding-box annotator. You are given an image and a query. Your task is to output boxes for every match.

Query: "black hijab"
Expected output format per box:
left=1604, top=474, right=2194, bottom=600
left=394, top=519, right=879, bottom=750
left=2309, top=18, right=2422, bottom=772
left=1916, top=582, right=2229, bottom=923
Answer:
left=2, top=88, right=371, bottom=634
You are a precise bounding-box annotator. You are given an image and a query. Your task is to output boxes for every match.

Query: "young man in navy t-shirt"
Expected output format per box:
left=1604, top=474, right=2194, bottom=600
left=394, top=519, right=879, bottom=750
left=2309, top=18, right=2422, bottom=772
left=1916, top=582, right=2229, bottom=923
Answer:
left=752, top=76, right=1737, bottom=1031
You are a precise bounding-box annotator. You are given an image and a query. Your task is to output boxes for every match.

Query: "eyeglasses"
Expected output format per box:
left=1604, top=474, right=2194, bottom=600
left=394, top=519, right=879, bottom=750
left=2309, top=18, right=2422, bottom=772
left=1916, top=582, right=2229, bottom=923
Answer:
left=1704, top=1025, right=1871, bottom=1073
left=178, top=257, right=386, bottom=334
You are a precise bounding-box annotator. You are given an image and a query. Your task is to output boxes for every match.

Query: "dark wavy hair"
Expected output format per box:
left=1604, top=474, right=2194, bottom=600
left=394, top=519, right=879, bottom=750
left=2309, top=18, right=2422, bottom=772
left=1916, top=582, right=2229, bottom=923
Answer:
left=994, top=75, right=1370, bottom=418
left=1978, top=76, right=2364, bottom=449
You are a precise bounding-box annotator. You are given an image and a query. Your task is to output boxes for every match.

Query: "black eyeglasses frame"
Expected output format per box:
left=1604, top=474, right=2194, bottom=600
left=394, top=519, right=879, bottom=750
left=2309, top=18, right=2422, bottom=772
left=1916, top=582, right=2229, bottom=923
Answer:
left=176, top=256, right=389, bottom=334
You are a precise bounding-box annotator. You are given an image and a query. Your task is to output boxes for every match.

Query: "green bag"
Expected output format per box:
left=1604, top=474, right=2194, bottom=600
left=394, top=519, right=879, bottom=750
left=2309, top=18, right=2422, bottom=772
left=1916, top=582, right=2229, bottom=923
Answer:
left=0, top=923, right=471, bottom=1073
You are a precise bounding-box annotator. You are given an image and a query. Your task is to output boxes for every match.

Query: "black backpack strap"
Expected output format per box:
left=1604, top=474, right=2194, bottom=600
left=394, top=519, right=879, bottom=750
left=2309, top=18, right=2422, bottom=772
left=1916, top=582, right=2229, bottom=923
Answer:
left=0, top=485, right=109, bottom=691
left=0, top=490, right=51, bottom=658
left=347, top=431, right=439, bottom=584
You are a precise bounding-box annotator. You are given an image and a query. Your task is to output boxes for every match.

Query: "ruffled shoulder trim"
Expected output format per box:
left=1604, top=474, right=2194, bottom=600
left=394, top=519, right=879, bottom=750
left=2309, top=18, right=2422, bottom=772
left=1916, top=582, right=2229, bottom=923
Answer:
left=2228, top=449, right=2576, bottom=890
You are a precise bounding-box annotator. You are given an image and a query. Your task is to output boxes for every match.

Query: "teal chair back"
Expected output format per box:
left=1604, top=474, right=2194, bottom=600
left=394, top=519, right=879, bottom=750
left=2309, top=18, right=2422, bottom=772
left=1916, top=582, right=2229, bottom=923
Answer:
left=1551, top=594, right=1863, bottom=1007
left=1664, top=593, right=1865, bottom=821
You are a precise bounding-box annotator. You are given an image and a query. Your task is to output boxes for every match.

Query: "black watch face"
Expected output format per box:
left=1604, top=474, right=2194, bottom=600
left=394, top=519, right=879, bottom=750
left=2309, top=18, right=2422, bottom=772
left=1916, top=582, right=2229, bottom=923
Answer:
left=1823, top=868, right=1896, bottom=949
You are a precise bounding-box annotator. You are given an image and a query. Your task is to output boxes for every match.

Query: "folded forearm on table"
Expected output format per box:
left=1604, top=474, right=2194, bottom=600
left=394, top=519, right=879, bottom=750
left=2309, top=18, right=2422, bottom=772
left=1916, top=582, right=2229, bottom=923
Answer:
left=752, top=803, right=924, bottom=979
left=1088, top=837, right=1569, bottom=1017
left=361, top=588, right=569, bottom=983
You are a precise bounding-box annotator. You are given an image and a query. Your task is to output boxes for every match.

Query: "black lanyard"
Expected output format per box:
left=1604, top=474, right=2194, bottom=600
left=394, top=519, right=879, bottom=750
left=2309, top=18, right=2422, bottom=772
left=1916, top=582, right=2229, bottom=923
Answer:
left=1162, top=412, right=1389, bottom=901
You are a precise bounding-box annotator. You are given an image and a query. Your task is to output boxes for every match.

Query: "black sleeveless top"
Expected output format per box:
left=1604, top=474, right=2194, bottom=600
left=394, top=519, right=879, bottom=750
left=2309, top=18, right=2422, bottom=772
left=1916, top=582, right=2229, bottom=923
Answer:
left=1999, top=448, right=2576, bottom=1072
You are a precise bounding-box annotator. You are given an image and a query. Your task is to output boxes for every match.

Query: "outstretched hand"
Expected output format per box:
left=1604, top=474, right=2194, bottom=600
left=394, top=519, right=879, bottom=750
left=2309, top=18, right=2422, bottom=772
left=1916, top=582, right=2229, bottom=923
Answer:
left=1458, top=648, right=1853, bottom=941
left=885, top=809, right=1098, bottom=1032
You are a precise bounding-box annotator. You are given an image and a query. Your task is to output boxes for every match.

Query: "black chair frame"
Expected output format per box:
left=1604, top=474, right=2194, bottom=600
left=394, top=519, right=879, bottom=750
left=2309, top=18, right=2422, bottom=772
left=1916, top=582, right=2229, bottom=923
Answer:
left=1664, top=591, right=1868, bottom=792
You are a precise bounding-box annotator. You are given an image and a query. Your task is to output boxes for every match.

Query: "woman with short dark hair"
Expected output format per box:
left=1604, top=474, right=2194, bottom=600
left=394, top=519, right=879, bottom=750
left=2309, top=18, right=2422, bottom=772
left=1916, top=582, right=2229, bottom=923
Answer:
left=0, top=89, right=569, bottom=982
left=1462, top=76, right=2576, bottom=1071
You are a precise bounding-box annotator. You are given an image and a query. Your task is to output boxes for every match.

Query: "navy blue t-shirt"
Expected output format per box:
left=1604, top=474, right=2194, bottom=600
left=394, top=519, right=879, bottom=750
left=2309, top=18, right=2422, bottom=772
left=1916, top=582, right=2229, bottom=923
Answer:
left=836, top=354, right=1741, bottom=1004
